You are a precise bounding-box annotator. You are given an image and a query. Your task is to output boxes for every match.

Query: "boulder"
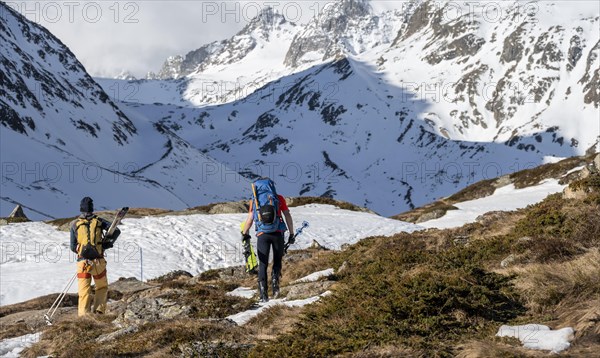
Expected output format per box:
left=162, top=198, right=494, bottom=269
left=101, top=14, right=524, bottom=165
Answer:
left=179, top=341, right=254, bottom=357
left=8, top=205, right=28, bottom=220
left=96, top=325, right=139, bottom=343
left=594, top=153, right=600, bottom=171
left=500, top=254, right=516, bottom=268
left=310, top=239, right=329, bottom=250
left=563, top=186, right=587, bottom=200
left=118, top=296, right=192, bottom=324
left=494, top=175, right=513, bottom=188
left=109, top=277, right=157, bottom=295
left=416, top=209, right=447, bottom=223
left=208, top=201, right=247, bottom=214
left=337, top=261, right=350, bottom=275
left=517, top=236, right=532, bottom=244
left=285, top=281, right=335, bottom=300
left=580, top=165, right=593, bottom=179
left=151, top=270, right=193, bottom=284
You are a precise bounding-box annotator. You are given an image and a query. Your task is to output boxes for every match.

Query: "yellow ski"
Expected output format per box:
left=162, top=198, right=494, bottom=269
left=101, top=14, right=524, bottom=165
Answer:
left=240, top=222, right=258, bottom=274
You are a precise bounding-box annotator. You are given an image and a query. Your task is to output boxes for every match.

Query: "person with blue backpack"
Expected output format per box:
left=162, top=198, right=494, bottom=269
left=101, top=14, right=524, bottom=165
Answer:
left=241, top=178, right=294, bottom=302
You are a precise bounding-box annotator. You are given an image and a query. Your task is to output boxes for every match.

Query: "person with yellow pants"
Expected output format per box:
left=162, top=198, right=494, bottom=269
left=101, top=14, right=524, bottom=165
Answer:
left=70, top=197, right=120, bottom=317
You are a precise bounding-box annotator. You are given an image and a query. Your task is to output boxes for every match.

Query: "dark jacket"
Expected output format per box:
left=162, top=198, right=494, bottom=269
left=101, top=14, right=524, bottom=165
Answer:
left=70, top=214, right=120, bottom=254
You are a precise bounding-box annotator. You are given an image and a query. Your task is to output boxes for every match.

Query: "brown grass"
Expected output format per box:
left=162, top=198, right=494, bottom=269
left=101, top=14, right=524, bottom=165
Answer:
left=393, top=201, right=458, bottom=223
left=280, top=250, right=336, bottom=286
left=505, top=249, right=600, bottom=313
left=0, top=294, right=77, bottom=318
left=337, top=345, right=428, bottom=357
left=510, top=155, right=590, bottom=189
left=286, top=196, right=371, bottom=213
left=447, top=178, right=498, bottom=202
left=456, top=340, right=539, bottom=357
left=245, top=305, right=303, bottom=340
left=0, top=216, right=31, bottom=223
left=0, top=323, right=31, bottom=340
left=21, top=316, right=115, bottom=358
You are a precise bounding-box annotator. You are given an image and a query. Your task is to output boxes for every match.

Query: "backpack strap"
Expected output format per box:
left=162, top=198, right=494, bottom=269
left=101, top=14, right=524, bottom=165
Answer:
left=251, top=182, right=262, bottom=222
left=89, top=217, right=99, bottom=245
left=269, top=181, right=280, bottom=214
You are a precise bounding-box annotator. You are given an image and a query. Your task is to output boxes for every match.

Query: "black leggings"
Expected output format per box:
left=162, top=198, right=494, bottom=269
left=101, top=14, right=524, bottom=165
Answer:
left=256, top=232, right=284, bottom=283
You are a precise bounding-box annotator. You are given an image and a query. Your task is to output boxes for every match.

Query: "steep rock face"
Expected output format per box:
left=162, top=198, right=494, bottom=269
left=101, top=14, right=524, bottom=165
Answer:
left=0, top=2, right=248, bottom=219
left=284, top=0, right=400, bottom=67
left=117, top=1, right=598, bottom=151
left=381, top=0, right=600, bottom=150
left=0, top=3, right=136, bottom=150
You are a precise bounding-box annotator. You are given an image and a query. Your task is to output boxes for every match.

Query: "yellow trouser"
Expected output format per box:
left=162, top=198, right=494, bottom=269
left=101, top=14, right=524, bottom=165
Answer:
left=77, top=258, right=108, bottom=317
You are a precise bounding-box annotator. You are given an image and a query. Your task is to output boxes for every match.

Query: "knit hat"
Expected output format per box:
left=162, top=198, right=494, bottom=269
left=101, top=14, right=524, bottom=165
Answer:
left=80, top=197, right=94, bottom=213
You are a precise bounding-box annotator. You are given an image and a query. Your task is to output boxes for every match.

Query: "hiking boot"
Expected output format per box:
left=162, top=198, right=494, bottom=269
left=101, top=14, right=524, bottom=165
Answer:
left=258, top=280, right=269, bottom=303
left=272, top=276, right=280, bottom=299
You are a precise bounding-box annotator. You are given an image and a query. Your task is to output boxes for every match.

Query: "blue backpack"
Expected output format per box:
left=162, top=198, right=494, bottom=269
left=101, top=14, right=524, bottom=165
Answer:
left=251, top=178, right=286, bottom=234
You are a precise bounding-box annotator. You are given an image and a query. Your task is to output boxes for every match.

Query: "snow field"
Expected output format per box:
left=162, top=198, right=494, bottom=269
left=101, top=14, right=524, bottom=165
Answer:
left=0, top=205, right=420, bottom=306
left=419, top=179, right=566, bottom=229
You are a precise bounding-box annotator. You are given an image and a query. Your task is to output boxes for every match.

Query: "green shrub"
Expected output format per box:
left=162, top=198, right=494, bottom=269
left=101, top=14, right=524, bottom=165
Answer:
left=251, top=235, right=523, bottom=357
left=513, top=194, right=568, bottom=238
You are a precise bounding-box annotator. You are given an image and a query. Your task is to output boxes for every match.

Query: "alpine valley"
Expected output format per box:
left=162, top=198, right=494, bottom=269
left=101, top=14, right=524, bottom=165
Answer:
left=2, top=0, right=599, bottom=219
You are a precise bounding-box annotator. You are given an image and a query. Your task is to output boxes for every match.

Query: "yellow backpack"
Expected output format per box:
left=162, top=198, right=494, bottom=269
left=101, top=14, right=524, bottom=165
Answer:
left=76, top=217, right=104, bottom=259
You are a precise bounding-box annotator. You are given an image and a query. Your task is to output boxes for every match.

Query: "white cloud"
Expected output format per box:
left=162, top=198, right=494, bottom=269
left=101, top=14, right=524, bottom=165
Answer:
left=5, top=1, right=408, bottom=78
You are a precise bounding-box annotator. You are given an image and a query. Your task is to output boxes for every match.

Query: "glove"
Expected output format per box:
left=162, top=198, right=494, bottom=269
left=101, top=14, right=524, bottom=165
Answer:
left=102, top=234, right=115, bottom=250
left=241, top=233, right=251, bottom=242
left=288, top=233, right=295, bottom=245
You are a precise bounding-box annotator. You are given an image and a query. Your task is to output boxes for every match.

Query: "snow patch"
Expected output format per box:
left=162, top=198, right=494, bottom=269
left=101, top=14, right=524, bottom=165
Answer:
left=0, top=333, right=40, bottom=357
left=226, top=291, right=331, bottom=326
left=419, top=179, right=566, bottom=229
left=563, top=166, right=586, bottom=176
left=292, top=268, right=334, bottom=284
left=542, top=156, right=567, bottom=164
left=496, top=324, right=574, bottom=353
left=226, top=287, right=256, bottom=299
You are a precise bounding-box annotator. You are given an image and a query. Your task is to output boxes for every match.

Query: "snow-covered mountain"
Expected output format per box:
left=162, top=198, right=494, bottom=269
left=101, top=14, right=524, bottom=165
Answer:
left=2, top=0, right=599, bottom=218
left=123, top=57, right=562, bottom=215
left=99, top=0, right=598, bottom=215
left=120, top=7, right=302, bottom=107
left=380, top=0, right=600, bottom=149
left=0, top=3, right=247, bottom=219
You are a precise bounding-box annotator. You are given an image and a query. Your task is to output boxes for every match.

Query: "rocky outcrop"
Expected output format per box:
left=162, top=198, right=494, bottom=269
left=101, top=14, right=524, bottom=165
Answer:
left=284, top=0, right=395, bottom=67
left=117, top=295, right=192, bottom=325
left=0, top=3, right=136, bottom=144
left=8, top=205, right=27, bottom=220
left=285, top=281, right=335, bottom=300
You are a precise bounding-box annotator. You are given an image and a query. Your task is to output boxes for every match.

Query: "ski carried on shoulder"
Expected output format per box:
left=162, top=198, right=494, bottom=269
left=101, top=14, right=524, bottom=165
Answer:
left=284, top=221, right=309, bottom=255
left=106, top=207, right=129, bottom=237
left=44, top=207, right=128, bottom=326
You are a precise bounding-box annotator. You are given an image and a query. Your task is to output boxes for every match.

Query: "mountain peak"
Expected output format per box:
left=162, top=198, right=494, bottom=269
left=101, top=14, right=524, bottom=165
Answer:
left=318, top=0, right=372, bottom=24
left=239, top=6, right=293, bottom=39
left=283, top=0, right=392, bottom=67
